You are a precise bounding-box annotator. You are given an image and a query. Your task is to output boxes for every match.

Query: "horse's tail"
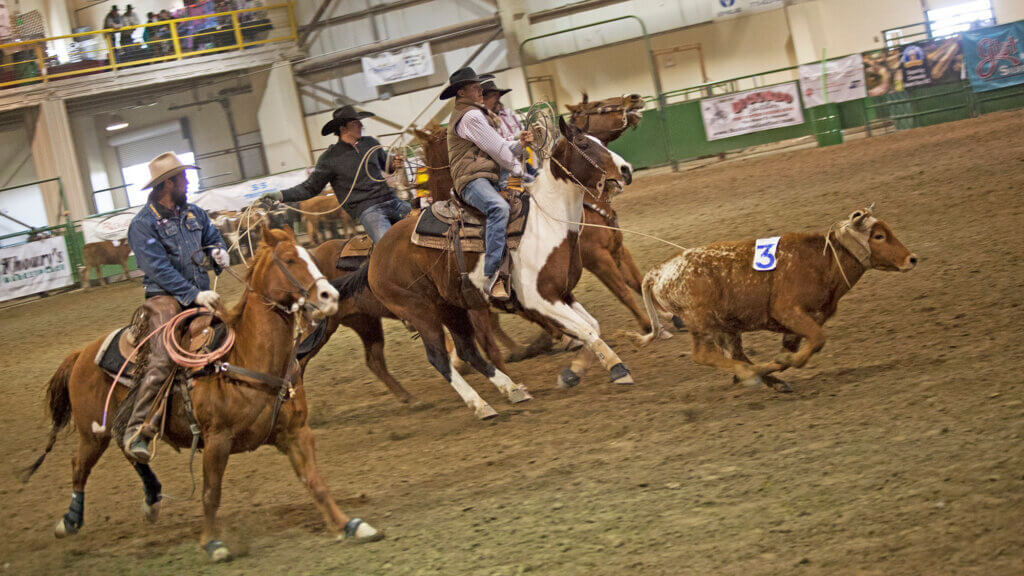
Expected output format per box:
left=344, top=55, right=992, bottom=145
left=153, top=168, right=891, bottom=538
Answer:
left=21, top=351, right=79, bottom=482
left=330, top=263, right=370, bottom=300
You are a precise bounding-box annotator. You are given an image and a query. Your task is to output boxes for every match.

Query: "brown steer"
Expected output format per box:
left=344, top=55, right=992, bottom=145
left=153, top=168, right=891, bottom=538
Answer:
left=637, top=206, right=917, bottom=391
left=81, top=240, right=132, bottom=287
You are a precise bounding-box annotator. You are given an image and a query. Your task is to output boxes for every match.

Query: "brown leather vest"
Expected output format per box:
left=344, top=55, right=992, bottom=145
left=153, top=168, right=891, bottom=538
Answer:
left=447, top=98, right=502, bottom=194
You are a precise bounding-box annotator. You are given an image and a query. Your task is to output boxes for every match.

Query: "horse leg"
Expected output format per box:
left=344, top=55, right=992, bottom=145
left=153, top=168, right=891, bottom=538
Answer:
left=488, top=311, right=530, bottom=362
left=521, top=290, right=633, bottom=387
left=464, top=308, right=532, bottom=404
left=96, top=265, right=106, bottom=286
left=200, top=435, right=232, bottom=562
left=54, top=430, right=109, bottom=538
left=342, top=314, right=414, bottom=403
left=282, top=425, right=382, bottom=542
left=133, top=462, right=163, bottom=523
left=589, top=248, right=651, bottom=332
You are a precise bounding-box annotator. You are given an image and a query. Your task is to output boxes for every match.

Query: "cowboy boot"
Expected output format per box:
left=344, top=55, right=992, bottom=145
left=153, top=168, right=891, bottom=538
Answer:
left=124, top=296, right=179, bottom=462
left=486, top=275, right=509, bottom=302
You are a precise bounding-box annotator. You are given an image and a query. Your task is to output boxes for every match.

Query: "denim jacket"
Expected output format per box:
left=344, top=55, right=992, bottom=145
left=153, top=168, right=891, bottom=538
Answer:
left=127, top=201, right=225, bottom=306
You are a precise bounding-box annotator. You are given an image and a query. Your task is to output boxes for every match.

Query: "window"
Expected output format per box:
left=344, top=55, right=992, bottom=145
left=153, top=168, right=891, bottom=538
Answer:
left=927, top=0, right=995, bottom=39
left=122, top=152, right=199, bottom=207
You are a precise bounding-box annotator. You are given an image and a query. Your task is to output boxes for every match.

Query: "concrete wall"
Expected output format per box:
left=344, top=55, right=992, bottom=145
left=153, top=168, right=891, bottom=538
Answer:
left=259, top=62, right=310, bottom=172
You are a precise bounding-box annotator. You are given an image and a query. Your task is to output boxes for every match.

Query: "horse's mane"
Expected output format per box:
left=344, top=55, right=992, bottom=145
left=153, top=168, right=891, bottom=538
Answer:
left=221, top=243, right=274, bottom=327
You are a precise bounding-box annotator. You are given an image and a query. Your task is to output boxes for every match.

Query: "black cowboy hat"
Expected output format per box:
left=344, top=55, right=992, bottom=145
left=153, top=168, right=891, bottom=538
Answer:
left=439, top=67, right=495, bottom=101
left=480, top=80, right=511, bottom=97
left=321, top=105, right=375, bottom=136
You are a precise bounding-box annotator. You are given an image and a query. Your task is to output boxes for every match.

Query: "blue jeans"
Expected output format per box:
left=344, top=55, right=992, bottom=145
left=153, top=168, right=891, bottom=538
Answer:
left=359, top=197, right=412, bottom=243
left=460, top=178, right=509, bottom=278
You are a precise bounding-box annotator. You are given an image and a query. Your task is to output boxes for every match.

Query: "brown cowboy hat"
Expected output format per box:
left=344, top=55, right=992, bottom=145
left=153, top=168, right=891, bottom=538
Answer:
left=480, top=80, right=511, bottom=97
left=142, top=152, right=197, bottom=190
left=321, top=105, right=375, bottom=136
left=439, top=67, right=495, bottom=100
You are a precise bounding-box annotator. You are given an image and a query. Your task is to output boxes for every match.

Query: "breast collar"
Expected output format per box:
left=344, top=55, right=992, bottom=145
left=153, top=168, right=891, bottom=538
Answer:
left=583, top=201, right=618, bottom=227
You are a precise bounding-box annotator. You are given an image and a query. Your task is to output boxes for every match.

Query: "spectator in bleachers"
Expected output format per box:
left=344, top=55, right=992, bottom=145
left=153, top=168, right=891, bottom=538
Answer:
left=103, top=5, right=122, bottom=50
left=142, top=12, right=156, bottom=48
left=120, top=5, right=140, bottom=50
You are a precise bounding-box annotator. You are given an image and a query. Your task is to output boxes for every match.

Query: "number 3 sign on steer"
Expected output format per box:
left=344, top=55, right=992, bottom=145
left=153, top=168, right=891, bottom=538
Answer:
left=753, top=236, right=781, bottom=271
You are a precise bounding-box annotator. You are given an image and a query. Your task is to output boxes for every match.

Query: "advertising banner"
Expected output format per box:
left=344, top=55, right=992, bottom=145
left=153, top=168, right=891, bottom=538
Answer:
left=862, top=37, right=963, bottom=97
left=700, top=82, right=805, bottom=141
left=799, top=54, right=868, bottom=107
left=362, top=42, right=435, bottom=87
left=963, top=21, right=1024, bottom=92
left=0, top=236, right=73, bottom=301
left=712, top=0, right=784, bottom=20
left=80, top=207, right=141, bottom=244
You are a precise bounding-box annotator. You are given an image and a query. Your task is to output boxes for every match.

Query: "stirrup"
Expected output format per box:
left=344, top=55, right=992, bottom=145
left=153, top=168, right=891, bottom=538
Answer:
left=486, top=276, right=509, bottom=302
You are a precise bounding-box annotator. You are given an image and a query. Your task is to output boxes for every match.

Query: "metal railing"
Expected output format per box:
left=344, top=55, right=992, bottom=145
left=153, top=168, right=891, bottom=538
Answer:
left=0, top=2, right=296, bottom=89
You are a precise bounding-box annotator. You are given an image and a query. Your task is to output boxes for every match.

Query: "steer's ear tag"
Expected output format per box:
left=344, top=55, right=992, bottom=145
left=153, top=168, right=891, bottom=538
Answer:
left=753, top=236, right=782, bottom=271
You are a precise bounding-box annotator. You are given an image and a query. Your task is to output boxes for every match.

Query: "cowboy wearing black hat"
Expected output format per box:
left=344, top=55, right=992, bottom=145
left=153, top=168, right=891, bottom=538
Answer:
left=260, top=105, right=409, bottom=243
left=443, top=67, right=533, bottom=301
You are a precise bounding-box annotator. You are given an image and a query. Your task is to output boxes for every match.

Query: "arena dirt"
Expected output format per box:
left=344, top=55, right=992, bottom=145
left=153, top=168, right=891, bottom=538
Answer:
left=1, top=110, right=1022, bottom=575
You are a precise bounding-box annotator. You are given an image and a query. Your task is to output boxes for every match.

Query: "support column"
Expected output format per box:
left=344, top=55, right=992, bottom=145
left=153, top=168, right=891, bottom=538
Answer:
left=258, top=61, right=312, bottom=172
left=785, top=0, right=826, bottom=64
left=31, top=99, right=89, bottom=223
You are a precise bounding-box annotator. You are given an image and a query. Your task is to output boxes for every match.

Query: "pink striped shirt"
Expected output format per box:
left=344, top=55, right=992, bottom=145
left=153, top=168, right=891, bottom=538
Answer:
left=455, top=109, right=524, bottom=177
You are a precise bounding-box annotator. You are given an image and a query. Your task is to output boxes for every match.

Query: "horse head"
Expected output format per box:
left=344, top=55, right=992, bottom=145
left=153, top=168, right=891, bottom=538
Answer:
left=251, top=225, right=339, bottom=320
left=567, top=92, right=645, bottom=144
left=552, top=115, right=633, bottom=199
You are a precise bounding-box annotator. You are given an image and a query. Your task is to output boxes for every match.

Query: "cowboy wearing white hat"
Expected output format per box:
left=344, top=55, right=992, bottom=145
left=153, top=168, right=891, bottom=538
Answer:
left=124, top=152, right=228, bottom=463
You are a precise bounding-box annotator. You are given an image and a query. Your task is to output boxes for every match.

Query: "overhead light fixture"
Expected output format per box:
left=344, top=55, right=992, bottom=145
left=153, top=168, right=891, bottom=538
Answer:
left=105, top=114, right=129, bottom=132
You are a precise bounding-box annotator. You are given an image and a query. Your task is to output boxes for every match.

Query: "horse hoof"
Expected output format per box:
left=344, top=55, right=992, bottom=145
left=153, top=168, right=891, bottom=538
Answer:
left=557, top=368, right=580, bottom=389
left=142, top=498, right=161, bottom=524
left=737, top=375, right=765, bottom=388
left=507, top=387, right=533, bottom=404
left=204, top=540, right=232, bottom=563
left=475, top=404, right=499, bottom=420
left=671, top=316, right=687, bottom=332
left=343, top=518, right=385, bottom=543
left=54, top=517, right=79, bottom=538
left=764, top=375, right=793, bottom=393
left=609, top=363, right=633, bottom=385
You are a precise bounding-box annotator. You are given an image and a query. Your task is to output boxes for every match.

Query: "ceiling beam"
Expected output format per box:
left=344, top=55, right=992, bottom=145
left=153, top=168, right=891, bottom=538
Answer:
left=295, top=15, right=501, bottom=75
left=528, top=0, right=629, bottom=25
left=297, top=0, right=337, bottom=47
left=299, top=0, right=434, bottom=33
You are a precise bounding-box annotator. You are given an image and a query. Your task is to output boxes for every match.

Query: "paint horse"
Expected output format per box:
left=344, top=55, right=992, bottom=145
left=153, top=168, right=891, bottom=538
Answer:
left=333, top=117, right=635, bottom=419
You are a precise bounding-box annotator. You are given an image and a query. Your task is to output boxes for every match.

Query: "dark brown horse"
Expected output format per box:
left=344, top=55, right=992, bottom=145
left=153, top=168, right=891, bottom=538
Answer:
left=22, top=227, right=384, bottom=562
left=333, top=118, right=634, bottom=419
left=567, top=93, right=645, bottom=144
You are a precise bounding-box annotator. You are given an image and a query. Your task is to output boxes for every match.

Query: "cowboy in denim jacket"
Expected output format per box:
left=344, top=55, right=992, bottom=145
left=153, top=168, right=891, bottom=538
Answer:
left=124, top=152, right=228, bottom=463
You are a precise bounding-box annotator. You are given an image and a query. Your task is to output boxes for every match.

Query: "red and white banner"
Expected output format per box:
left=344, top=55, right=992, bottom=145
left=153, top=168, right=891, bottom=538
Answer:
left=799, top=54, right=868, bottom=107
left=0, top=236, right=73, bottom=301
left=700, top=82, right=805, bottom=141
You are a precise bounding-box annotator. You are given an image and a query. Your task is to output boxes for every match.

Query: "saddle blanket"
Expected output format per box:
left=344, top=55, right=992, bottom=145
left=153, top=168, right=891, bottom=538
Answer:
left=337, top=234, right=373, bottom=270
left=95, top=326, right=140, bottom=386
left=411, top=195, right=530, bottom=253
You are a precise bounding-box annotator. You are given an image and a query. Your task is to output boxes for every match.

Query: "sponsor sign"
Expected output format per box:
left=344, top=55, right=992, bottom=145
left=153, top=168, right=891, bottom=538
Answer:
left=963, top=21, right=1024, bottom=92
left=0, top=236, right=73, bottom=301
left=81, top=207, right=141, bottom=244
left=362, top=42, right=435, bottom=87
left=713, top=0, right=784, bottom=20
left=799, top=54, right=868, bottom=107
left=862, top=37, right=963, bottom=97
left=700, top=82, right=805, bottom=141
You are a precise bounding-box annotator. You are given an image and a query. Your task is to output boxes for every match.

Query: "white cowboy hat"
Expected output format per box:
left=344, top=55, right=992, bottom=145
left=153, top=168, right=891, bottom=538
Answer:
left=142, top=151, right=197, bottom=190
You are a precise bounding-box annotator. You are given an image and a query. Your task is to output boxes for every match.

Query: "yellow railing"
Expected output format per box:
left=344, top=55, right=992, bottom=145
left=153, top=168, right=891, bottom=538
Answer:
left=0, top=2, right=296, bottom=89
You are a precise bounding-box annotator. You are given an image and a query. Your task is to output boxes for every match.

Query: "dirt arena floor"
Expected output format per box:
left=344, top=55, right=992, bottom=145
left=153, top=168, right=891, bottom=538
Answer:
left=2, top=109, right=1023, bottom=576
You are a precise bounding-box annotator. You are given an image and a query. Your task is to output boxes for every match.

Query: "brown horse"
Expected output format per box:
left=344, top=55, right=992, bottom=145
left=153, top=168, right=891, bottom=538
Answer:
left=300, top=192, right=357, bottom=245
left=333, top=118, right=634, bottom=419
left=21, top=227, right=384, bottom=562
left=300, top=238, right=414, bottom=404
left=567, top=93, right=645, bottom=144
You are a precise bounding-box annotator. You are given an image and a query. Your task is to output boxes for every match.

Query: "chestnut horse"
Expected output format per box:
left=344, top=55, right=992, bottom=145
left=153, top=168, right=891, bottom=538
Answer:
left=21, top=227, right=384, bottom=562
left=333, top=118, right=634, bottom=419
left=567, top=93, right=645, bottom=144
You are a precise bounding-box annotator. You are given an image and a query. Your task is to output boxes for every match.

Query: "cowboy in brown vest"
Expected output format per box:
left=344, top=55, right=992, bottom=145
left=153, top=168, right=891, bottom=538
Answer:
left=442, top=67, right=532, bottom=301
